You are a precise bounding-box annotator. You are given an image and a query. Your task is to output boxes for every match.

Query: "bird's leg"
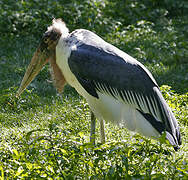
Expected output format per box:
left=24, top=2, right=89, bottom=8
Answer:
left=90, top=111, right=96, bottom=145
left=100, top=119, right=105, bottom=144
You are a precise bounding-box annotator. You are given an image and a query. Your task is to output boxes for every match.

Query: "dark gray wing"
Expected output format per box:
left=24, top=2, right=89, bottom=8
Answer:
left=68, top=30, right=181, bottom=148
left=69, top=45, right=156, bottom=95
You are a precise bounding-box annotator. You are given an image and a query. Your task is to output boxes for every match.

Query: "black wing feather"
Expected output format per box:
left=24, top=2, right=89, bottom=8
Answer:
left=69, top=43, right=156, bottom=96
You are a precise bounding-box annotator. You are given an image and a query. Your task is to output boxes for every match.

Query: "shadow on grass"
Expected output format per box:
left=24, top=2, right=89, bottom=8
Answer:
left=152, top=63, right=188, bottom=94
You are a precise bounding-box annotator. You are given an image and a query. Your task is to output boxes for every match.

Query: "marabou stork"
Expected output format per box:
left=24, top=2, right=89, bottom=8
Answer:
left=17, top=19, right=181, bottom=150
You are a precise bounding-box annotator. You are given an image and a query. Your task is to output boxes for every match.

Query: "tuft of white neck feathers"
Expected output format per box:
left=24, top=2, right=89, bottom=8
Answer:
left=47, top=18, right=69, bottom=38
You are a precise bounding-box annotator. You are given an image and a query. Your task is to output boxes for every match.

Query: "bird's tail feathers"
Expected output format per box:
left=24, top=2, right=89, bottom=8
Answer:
left=165, top=131, right=180, bottom=151
left=153, top=87, right=181, bottom=149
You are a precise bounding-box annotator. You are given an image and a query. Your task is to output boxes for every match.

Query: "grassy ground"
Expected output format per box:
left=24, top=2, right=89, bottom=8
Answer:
left=0, top=4, right=188, bottom=180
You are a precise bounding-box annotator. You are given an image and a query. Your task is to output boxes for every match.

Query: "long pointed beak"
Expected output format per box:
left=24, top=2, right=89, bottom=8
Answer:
left=17, top=45, right=50, bottom=96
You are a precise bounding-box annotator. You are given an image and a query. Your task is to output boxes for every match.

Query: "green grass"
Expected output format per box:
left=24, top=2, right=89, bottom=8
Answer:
left=0, top=3, right=188, bottom=179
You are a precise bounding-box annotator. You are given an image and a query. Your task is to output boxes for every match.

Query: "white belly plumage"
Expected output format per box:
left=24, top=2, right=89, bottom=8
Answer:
left=85, top=91, right=159, bottom=138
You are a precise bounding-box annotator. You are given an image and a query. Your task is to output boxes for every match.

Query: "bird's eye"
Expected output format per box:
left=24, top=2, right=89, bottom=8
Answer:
left=44, top=37, right=49, bottom=43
